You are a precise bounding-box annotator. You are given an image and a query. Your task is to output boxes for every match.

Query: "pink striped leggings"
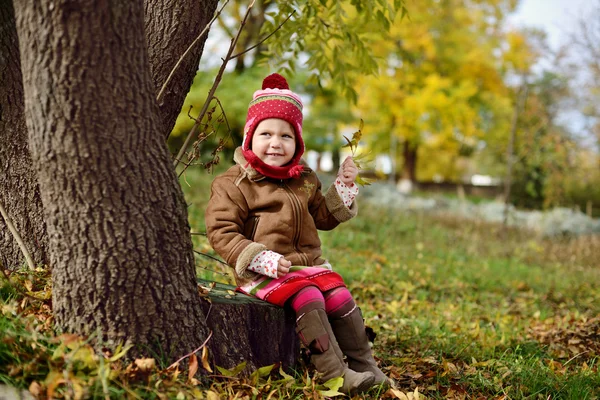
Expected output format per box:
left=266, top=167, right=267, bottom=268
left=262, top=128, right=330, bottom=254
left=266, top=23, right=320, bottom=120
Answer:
left=289, top=285, right=356, bottom=319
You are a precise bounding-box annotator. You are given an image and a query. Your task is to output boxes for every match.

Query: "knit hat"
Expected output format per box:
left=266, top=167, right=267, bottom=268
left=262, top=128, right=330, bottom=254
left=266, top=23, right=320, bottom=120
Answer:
left=242, top=73, right=305, bottom=179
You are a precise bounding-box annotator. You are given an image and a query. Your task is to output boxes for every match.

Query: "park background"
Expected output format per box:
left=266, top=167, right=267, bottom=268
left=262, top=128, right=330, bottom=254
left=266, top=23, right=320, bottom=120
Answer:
left=1, top=0, right=599, bottom=399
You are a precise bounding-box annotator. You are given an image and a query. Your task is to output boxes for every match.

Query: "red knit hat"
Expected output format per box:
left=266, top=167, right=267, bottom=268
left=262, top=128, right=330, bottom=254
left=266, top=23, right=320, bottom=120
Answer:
left=242, top=73, right=305, bottom=179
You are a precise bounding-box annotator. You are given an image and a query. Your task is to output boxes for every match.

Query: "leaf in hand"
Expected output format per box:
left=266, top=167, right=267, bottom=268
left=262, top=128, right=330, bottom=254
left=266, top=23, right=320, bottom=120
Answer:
left=356, top=175, right=374, bottom=186
left=341, top=118, right=376, bottom=187
left=342, top=134, right=357, bottom=154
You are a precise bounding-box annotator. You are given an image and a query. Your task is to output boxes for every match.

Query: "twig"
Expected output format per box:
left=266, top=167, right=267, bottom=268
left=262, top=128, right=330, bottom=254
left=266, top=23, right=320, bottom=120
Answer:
left=177, top=97, right=231, bottom=177
left=173, top=0, right=260, bottom=168
left=0, top=198, right=35, bottom=270
left=156, top=0, right=230, bottom=104
left=168, top=331, right=214, bottom=369
left=204, top=303, right=213, bottom=323
left=563, top=350, right=588, bottom=366
left=193, top=249, right=229, bottom=267
left=230, top=10, right=296, bottom=59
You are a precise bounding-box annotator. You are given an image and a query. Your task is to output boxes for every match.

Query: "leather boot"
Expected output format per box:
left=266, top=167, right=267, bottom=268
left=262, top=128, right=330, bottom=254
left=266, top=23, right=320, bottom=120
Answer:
left=330, top=307, right=390, bottom=386
left=296, top=308, right=375, bottom=394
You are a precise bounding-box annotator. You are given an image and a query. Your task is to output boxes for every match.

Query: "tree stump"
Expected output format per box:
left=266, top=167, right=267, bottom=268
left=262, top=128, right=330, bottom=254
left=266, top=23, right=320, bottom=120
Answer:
left=197, top=279, right=299, bottom=375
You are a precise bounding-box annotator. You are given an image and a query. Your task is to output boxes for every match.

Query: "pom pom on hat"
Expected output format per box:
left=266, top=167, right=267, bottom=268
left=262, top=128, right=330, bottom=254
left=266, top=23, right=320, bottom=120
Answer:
left=262, top=73, right=290, bottom=90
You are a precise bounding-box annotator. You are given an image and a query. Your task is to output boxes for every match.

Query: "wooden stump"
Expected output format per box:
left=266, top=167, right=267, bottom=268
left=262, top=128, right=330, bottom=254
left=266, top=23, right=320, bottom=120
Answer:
left=197, top=279, right=299, bottom=375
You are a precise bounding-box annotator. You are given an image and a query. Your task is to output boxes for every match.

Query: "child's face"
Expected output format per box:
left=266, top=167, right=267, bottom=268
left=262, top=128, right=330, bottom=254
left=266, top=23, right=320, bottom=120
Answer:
left=251, top=119, right=296, bottom=167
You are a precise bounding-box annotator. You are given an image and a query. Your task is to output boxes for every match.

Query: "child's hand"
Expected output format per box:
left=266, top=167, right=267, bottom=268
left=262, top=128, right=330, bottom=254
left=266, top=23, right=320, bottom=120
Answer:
left=339, top=156, right=358, bottom=186
left=277, top=257, right=291, bottom=278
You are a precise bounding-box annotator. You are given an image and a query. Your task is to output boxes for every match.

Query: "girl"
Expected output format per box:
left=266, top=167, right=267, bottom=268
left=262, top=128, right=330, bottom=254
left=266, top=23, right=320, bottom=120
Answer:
left=205, top=73, right=388, bottom=394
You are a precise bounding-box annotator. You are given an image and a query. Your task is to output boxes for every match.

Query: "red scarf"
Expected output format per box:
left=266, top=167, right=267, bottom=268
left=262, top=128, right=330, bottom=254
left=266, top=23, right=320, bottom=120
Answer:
left=242, top=149, right=304, bottom=180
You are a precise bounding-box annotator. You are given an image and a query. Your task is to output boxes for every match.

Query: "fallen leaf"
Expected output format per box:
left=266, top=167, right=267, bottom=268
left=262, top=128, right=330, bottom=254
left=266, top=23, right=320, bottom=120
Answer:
left=135, top=358, right=156, bottom=372
left=201, top=345, right=212, bottom=372
left=389, top=388, right=410, bottom=399
left=188, top=353, right=199, bottom=383
left=216, top=361, right=247, bottom=377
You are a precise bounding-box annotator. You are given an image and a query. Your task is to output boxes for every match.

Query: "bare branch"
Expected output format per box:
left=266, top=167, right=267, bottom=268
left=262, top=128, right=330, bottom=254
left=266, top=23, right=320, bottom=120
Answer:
left=156, top=0, right=230, bottom=104
left=172, top=0, right=263, bottom=168
left=167, top=330, right=214, bottom=369
left=230, top=10, right=296, bottom=59
left=0, top=199, right=35, bottom=271
left=193, top=249, right=228, bottom=267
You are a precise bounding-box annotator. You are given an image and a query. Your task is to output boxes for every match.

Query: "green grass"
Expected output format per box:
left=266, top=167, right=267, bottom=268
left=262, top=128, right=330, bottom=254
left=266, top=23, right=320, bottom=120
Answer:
left=1, top=165, right=599, bottom=399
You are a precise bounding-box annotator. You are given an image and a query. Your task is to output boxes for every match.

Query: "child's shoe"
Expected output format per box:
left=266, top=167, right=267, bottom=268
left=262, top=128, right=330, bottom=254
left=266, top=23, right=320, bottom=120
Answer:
left=296, top=308, right=375, bottom=394
left=330, top=307, right=391, bottom=387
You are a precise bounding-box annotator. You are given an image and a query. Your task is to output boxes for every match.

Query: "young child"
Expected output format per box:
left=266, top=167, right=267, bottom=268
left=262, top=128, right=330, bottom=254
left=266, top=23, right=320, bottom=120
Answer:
left=205, top=73, right=388, bottom=394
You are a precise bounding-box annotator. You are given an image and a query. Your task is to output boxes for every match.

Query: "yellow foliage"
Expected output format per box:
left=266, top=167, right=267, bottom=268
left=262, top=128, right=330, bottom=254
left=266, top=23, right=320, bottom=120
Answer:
left=353, top=0, right=529, bottom=180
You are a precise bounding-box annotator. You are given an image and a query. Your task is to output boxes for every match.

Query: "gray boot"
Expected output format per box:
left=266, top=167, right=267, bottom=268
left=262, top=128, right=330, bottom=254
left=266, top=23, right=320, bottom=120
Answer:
left=296, top=308, right=375, bottom=394
left=330, top=307, right=390, bottom=386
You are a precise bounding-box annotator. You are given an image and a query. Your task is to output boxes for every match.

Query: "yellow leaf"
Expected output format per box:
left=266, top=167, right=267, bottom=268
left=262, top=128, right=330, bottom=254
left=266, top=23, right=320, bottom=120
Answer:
left=201, top=345, right=212, bottom=373
left=108, top=343, right=133, bottom=362
left=28, top=381, right=41, bottom=397
left=135, top=358, right=156, bottom=372
left=318, top=389, right=345, bottom=397
left=206, top=390, right=220, bottom=400
left=389, top=388, right=410, bottom=399
left=45, top=371, right=66, bottom=400
left=319, top=376, right=344, bottom=397
left=71, top=345, right=98, bottom=369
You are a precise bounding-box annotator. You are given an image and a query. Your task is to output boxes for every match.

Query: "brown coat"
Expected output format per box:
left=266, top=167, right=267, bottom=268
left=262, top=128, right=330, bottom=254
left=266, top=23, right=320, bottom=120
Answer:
left=205, top=148, right=357, bottom=286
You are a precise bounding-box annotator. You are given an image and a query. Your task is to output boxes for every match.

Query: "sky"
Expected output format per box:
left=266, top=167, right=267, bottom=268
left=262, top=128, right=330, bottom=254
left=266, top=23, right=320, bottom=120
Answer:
left=507, top=0, right=594, bottom=51
left=508, top=0, right=597, bottom=143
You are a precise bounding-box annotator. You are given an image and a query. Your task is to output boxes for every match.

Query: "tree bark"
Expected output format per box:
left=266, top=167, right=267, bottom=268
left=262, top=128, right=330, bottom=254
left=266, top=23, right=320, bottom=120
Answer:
left=14, top=0, right=208, bottom=359
left=0, top=0, right=48, bottom=270
left=401, top=140, right=418, bottom=183
left=144, top=0, right=219, bottom=136
left=198, top=280, right=299, bottom=372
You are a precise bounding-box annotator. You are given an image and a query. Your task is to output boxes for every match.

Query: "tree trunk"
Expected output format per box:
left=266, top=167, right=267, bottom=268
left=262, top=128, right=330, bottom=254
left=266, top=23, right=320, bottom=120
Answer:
left=0, top=0, right=48, bottom=270
left=144, top=0, right=219, bottom=136
left=198, top=280, right=299, bottom=372
left=14, top=0, right=208, bottom=359
left=401, top=140, right=418, bottom=183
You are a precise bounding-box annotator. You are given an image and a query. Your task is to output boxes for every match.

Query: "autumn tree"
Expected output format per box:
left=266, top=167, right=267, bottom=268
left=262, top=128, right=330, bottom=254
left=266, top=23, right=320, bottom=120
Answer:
left=5, top=0, right=218, bottom=359
left=0, top=0, right=48, bottom=270
left=354, top=0, right=518, bottom=185
left=1, top=0, right=216, bottom=271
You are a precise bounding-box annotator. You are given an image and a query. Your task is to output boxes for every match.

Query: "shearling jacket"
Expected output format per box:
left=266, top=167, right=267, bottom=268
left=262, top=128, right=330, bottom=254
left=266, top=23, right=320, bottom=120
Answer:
left=205, top=148, right=357, bottom=286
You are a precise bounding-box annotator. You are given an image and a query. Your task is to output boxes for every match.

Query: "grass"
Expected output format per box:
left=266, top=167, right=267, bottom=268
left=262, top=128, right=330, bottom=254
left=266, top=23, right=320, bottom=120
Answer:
left=1, top=165, right=599, bottom=399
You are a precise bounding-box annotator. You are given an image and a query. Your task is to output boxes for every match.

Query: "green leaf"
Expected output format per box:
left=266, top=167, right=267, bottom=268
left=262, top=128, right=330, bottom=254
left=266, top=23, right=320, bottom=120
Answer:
left=251, top=363, right=275, bottom=380
left=279, top=366, right=295, bottom=381
left=216, top=361, right=247, bottom=377
left=318, top=376, right=344, bottom=397
left=356, top=175, right=375, bottom=186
